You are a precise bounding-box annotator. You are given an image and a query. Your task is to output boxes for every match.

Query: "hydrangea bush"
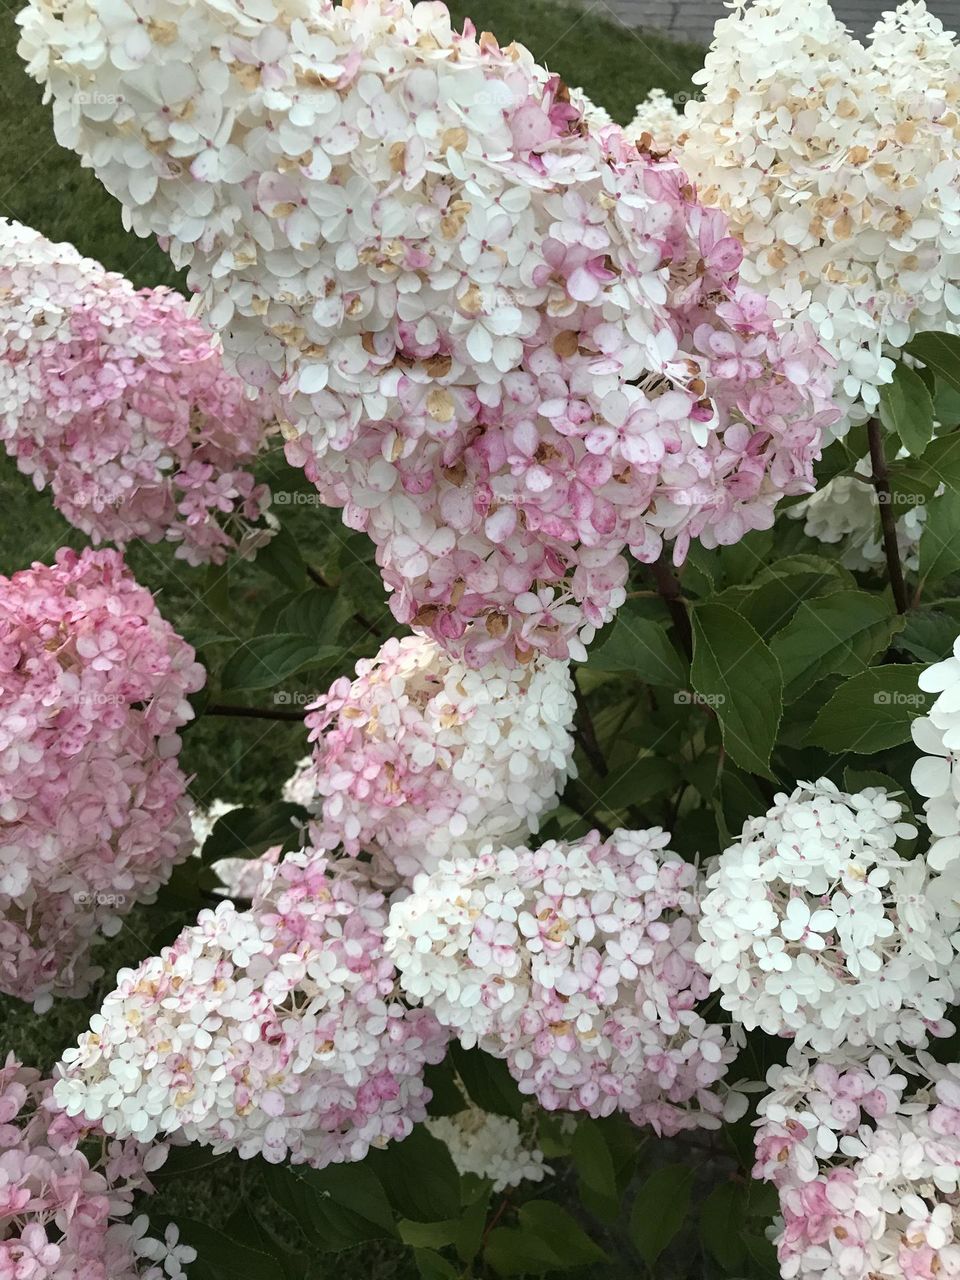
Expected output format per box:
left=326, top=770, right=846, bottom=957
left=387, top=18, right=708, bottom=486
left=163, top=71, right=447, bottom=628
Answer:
left=0, top=0, right=959, bottom=1276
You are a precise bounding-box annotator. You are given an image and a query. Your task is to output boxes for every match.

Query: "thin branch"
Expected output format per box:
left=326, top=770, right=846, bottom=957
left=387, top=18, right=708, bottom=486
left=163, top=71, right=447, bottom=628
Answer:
left=649, top=554, right=693, bottom=657
left=867, top=417, right=909, bottom=614
left=205, top=702, right=306, bottom=723
left=572, top=671, right=608, bottom=777
left=306, top=564, right=331, bottom=589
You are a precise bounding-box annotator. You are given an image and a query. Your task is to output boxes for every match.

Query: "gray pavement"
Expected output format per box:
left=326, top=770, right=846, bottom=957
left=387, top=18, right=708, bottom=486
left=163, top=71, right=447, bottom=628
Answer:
left=570, top=0, right=958, bottom=48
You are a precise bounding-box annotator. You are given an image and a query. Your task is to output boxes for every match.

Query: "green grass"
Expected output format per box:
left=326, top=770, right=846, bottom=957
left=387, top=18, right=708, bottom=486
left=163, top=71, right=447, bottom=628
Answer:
left=0, top=3, right=703, bottom=1271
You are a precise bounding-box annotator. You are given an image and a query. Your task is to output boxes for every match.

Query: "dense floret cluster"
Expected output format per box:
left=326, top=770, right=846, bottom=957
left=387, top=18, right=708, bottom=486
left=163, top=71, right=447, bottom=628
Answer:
left=0, top=547, right=204, bottom=1008
left=386, top=829, right=740, bottom=1134
left=0, top=1053, right=193, bottom=1279
left=673, top=0, right=960, bottom=431
left=0, top=219, right=274, bottom=564
left=754, top=1048, right=960, bottom=1280
left=303, top=633, right=576, bottom=881
left=696, top=779, right=958, bottom=1052
left=426, top=1102, right=551, bottom=1191
left=912, top=639, right=960, bottom=871
left=18, top=0, right=837, bottom=661
left=54, top=849, right=449, bottom=1167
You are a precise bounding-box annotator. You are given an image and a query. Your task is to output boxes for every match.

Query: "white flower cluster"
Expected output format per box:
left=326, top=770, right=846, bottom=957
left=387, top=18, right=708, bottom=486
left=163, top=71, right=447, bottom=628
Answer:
left=625, top=89, right=687, bottom=151
left=792, top=459, right=926, bottom=572
left=912, top=638, right=960, bottom=871
left=54, top=849, right=449, bottom=1166
left=426, top=1102, right=550, bottom=1192
left=675, top=0, right=960, bottom=431
left=696, top=778, right=960, bottom=1052
left=386, top=829, right=739, bottom=1135
left=303, top=634, right=576, bottom=881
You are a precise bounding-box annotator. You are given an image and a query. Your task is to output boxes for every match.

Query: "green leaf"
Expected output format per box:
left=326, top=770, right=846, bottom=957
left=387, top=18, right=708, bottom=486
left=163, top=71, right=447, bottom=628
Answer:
left=455, top=1188, right=492, bottom=1264
left=220, top=634, right=339, bottom=692
left=900, top=607, right=960, bottom=662
left=571, top=1119, right=619, bottom=1222
left=263, top=1163, right=396, bottom=1252
left=449, top=1045, right=523, bottom=1120
left=484, top=1228, right=565, bottom=1276
left=722, top=557, right=852, bottom=641
left=919, top=492, right=960, bottom=587
left=483, top=1203, right=608, bottom=1276
left=935, top=377, right=960, bottom=427
left=629, top=1165, right=693, bottom=1268
left=423, top=1058, right=468, bottom=1117
left=367, top=1126, right=461, bottom=1222
left=719, top=766, right=769, bottom=843
left=700, top=1181, right=747, bottom=1272
left=806, top=664, right=932, bottom=752
left=769, top=591, right=903, bottom=702
left=256, top=522, right=307, bottom=591
left=177, top=1219, right=292, bottom=1279
left=200, top=802, right=307, bottom=864
left=905, top=331, right=960, bottom=394
left=879, top=362, right=935, bottom=456
left=519, top=1202, right=606, bottom=1265
left=589, top=604, right=687, bottom=687
left=894, top=431, right=960, bottom=497
left=399, top=1220, right=460, bottom=1249
left=597, top=756, right=681, bottom=815
left=691, top=604, right=783, bottom=779
left=414, top=1249, right=459, bottom=1280
left=277, top=587, right=356, bottom=645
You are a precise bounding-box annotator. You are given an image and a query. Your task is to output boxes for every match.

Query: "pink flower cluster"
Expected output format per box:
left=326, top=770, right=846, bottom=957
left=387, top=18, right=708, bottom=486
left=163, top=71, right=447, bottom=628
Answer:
left=0, top=546, right=205, bottom=1008
left=0, top=1053, right=192, bottom=1279
left=54, top=849, right=449, bottom=1168
left=303, top=633, right=576, bottom=882
left=386, top=829, right=742, bottom=1135
left=19, top=0, right=839, bottom=662
left=755, top=1048, right=960, bottom=1280
left=0, top=219, right=275, bottom=566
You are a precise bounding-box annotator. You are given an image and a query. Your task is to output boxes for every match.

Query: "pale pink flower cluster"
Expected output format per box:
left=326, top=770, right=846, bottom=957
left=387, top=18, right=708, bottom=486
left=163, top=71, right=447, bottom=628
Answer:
left=673, top=0, right=960, bottom=433
left=386, top=829, right=741, bottom=1135
left=754, top=1047, right=960, bottom=1280
left=0, top=546, right=205, bottom=1008
left=0, top=219, right=275, bottom=566
left=54, top=849, right=449, bottom=1167
left=303, top=633, right=576, bottom=882
left=18, top=0, right=837, bottom=662
left=0, top=1053, right=193, bottom=1280
left=696, top=779, right=959, bottom=1053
